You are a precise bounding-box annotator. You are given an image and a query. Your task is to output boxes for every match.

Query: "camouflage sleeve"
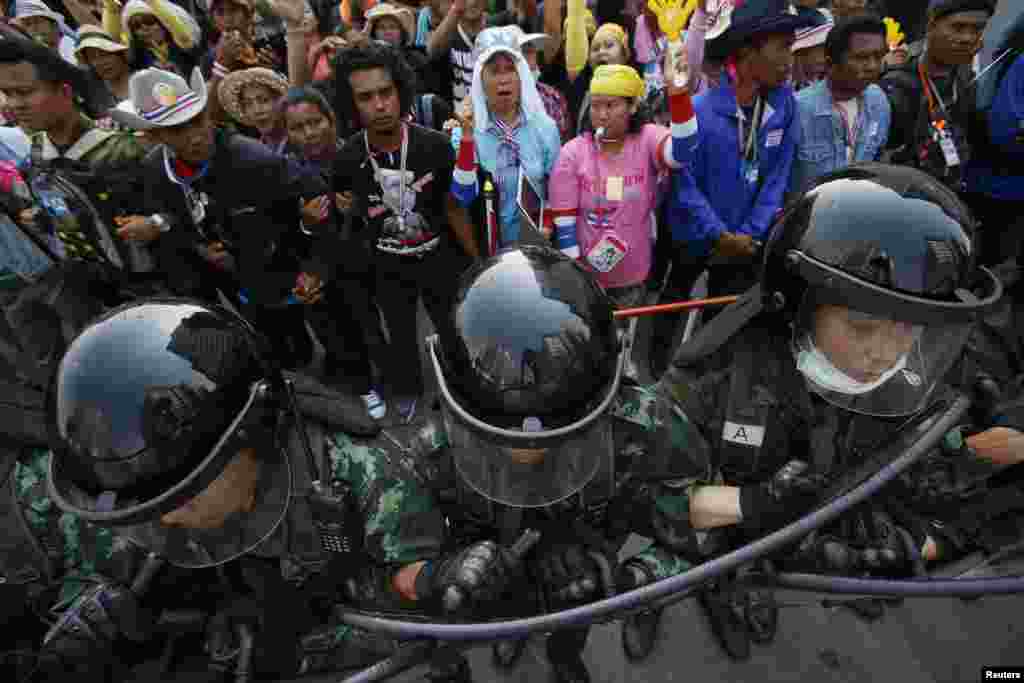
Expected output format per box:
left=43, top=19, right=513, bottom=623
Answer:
left=96, top=131, right=152, bottom=169
left=325, top=432, right=445, bottom=567
left=613, top=382, right=723, bottom=563
left=13, top=450, right=134, bottom=613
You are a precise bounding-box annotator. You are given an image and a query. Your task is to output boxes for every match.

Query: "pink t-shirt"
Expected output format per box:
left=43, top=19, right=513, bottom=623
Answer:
left=548, top=124, right=669, bottom=289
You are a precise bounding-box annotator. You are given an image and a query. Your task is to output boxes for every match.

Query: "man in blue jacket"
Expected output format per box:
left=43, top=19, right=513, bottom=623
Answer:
left=966, top=42, right=1024, bottom=265
left=665, top=0, right=817, bottom=298
left=790, top=15, right=891, bottom=196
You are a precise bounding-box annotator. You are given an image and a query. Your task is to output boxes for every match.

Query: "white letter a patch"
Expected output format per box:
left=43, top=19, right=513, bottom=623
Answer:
left=722, top=421, right=766, bottom=447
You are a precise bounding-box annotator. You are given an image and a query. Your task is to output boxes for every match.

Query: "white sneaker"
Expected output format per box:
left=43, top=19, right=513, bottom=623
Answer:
left=361, top=390, right=387, bottom=420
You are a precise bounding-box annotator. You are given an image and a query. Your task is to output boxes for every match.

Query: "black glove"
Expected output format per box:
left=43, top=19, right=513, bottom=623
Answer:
left=416, top=541, right=518, bottom=614
left=793, top=511, right=920, bottom=576
left=536, top=543, right=611, bottom=605
left=740, top=460, right=827, bottom=536
left=37, top=582, right=154, bottom=677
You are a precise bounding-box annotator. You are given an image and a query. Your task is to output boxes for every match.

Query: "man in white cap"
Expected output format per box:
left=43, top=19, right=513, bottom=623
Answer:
left=792, top=10, right=833, bottom=89
left=791, top=15, right=890, bottom=194
left=111, top=65, right=344, bottom=371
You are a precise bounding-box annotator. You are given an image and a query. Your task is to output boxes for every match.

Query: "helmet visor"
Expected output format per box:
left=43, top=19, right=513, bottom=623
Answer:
left=430, top=334, right=621, bottom=507
left=793, top=297, right=971, bottom=417
left=118, top=441, right=291, bottom=568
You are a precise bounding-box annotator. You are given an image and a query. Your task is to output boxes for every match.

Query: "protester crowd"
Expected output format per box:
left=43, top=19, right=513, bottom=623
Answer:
left=0, top=0, right=1017, bottom=423
left=0, top=0, right=1023, bottom=680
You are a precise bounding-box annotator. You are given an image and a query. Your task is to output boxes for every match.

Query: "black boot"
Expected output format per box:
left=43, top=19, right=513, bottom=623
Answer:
left=621, top=607, right=664, bottom=662
left=492, top=638, right=528, bottom=670
left=697, top=585, right=751, bottom=661
left=742, top=589, right=778, bottom=645
left=546, top=629, right=590, bottom=683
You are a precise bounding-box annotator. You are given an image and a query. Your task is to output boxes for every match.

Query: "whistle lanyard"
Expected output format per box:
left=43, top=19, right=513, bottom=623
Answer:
left=589, top=134, right=618, bottom=227
left=737, top=97, right=764, bottom=164
left=364, top=124, right=409, bottom=222
left=918, top=57, right=958, bottom=122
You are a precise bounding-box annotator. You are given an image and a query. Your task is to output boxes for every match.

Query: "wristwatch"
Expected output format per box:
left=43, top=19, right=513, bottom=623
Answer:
left=148, top=214, right=170, bottom=233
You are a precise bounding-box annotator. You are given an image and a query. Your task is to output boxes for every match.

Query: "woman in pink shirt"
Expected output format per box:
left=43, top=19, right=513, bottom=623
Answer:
left=548, top=63, right=696, bottom=307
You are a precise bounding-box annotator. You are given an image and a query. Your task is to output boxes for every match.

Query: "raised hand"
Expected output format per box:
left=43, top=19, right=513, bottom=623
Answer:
left=647, top=0, right=698, bottom=42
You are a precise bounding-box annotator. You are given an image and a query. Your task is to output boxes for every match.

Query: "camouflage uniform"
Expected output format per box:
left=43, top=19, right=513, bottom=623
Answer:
left=389, top=380, right=714, bottom=596
left=28, top=115, right=151, bottom=168
left=2, top=416, right=446, bottom=677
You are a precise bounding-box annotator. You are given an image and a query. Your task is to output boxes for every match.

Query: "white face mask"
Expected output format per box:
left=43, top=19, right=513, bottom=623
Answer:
left=795, top=337, right=907, bottom=396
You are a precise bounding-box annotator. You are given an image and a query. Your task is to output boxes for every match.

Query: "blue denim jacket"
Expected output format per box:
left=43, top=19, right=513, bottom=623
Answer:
left=789, top=80, right=891, bottom=195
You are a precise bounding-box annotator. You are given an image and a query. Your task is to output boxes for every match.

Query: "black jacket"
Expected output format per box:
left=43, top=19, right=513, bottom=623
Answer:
left=880, top=55, right=977, bottom=188
left=142, top=130, right=341, bottom=304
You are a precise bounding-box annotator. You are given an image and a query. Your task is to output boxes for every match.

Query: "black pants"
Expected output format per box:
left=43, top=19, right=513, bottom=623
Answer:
left=306, top=277, right=374, bottom=395
left=373, top=242, right=470, bottom=398
left=648, top=249, right=707, bottom=379
left=243, top=303, right=313, bottom=371
left=962, top=192, right=1024, bottom=268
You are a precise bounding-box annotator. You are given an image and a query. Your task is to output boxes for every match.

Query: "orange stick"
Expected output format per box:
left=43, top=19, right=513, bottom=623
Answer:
left=613, top=295, right=739, bottom=319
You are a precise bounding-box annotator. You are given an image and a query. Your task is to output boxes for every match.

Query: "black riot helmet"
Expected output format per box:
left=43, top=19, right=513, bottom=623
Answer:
left=429, top=247, right=624, bottom=508
left=760, top=163, right=1002, bottom=417
left=46, top=299, right=293, bottom=568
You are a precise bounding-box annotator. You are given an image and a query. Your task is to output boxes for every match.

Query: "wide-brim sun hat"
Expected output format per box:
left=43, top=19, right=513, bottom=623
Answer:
left=75, top=25, right=129, bottom=57
left=217, top=67, right=289, bottom=127
left=364, top=2, right=416, bottom=43
left=110, top=66, right=208, bottom=131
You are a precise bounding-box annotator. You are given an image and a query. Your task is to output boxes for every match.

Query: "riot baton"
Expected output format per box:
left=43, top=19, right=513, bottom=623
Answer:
left=613, top=295, right=739, bottom=319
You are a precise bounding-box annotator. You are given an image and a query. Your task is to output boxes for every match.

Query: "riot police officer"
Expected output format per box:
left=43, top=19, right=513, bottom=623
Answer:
left=388, top=246, right=707, bottom=683
left=3, top=299, right=522, bottom=681
left=617, top=163, right=1018, bottom=661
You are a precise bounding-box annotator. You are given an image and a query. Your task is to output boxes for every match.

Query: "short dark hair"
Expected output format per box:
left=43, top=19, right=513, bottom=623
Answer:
left=278, top=86, right=337, bottom=124
left=0, top=36, right=107, bottom=117
left=0, top=35, right=81, bottom=87
left=825, top=15, right=886, bottom=65
left=332, top=43, right=417, bottom=127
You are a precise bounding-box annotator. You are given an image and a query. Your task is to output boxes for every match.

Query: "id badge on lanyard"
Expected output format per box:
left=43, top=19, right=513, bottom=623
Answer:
left=739, top=99, right=762, bottom=187
left=185, top=186, right=207, bottom=226
left=919, top=59, right=961, bottom=169
left=742, top=158, right=759, bottom=186
left=933, top=120, right=961, bottom=168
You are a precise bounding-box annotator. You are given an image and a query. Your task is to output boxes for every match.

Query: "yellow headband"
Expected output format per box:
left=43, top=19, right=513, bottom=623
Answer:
left=593, top=23, right=627, bottom=50
left=590, top=64, right=645, bottom=99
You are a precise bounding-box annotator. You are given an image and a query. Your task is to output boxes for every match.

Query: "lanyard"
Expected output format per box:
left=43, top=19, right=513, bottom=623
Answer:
left=737, top=97, right=763, bottom=163
left=833, top=96, right=863, bottom=161
left=918, top=57, right=958, bottom=121
left=364, top=124, right=409, bottom=222
left=589, top=133, right=620, bottom=219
